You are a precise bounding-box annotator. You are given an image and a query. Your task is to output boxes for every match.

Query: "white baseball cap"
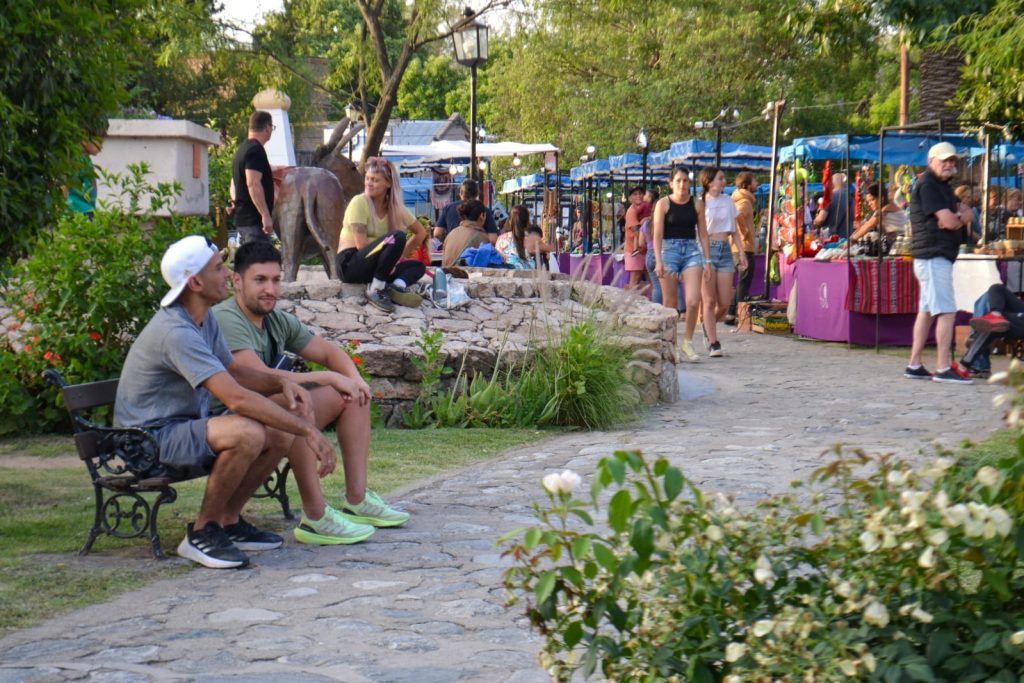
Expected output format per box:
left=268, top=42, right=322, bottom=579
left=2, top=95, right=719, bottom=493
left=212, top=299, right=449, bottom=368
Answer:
left=159, top=235, right=220, bottom=307
left=927, top=141, right=959, bottom=161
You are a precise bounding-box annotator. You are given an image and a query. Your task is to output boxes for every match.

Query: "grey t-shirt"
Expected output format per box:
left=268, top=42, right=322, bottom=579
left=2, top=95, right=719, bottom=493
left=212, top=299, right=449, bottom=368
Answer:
left=114, top=304, right=233, bottom=429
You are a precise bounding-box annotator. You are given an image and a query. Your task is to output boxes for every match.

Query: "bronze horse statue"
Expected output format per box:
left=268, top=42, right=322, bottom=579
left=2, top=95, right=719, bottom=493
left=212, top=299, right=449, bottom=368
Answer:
left=273, top=118, right=365, bottom=281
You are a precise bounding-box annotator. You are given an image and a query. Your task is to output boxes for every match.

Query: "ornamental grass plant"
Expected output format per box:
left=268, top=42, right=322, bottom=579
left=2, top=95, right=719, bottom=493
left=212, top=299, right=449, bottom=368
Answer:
left=503, top=369, right=1024, bottom=682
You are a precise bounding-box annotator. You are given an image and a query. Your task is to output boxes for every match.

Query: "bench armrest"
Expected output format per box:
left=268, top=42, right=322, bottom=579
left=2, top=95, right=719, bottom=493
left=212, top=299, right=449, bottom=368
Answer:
left=78, top=427, right=169, bottom=478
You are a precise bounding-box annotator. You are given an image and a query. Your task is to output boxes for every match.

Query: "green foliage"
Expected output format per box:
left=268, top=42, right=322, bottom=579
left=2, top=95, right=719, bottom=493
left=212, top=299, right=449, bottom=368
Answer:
left=405, top=320, right=640, bottom=431
left=955, top=0, right=1024, bottom=128
left=0, top=0, right=144, bottom=264
left=208, top=132, right=238, bottom=212
left=504, top=409, right=1024, bottom=680
left=484, top=0, right=884, bottom=159
left=396, top=55, right=469, bottom=120
left=0, top=165, right=213, bottom=434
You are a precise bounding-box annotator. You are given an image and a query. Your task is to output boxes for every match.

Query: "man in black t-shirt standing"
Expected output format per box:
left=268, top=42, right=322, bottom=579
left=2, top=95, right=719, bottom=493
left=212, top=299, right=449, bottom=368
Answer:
left=904, top=142, right=973, bottom=384
left=230, top=111, right=276, bottom=245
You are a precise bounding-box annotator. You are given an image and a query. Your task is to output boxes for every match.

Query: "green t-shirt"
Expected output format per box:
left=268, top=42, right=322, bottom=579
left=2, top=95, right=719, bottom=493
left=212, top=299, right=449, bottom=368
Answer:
left=209, top=297, right=314, bottom=414
left=212, top=297, right=314, bottom=365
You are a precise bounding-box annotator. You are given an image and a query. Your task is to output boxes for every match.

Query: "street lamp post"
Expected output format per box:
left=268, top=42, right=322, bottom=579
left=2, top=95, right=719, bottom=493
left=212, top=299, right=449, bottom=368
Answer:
left=636, top=128, right=649, bottom=189
left=452, top=8, right=489, bottom=183
left=695, top=106, right=741, bottom=167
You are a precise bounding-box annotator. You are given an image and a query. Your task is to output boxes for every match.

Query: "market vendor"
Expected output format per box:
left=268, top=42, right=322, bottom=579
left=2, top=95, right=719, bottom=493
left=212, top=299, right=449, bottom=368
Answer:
left=849, top=183, right=909, bottom=243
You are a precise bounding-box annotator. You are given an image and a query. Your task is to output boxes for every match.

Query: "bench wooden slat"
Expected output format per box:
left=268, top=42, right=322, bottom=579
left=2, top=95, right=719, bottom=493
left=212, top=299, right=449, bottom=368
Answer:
left=61, top=378, right=119, bottom=413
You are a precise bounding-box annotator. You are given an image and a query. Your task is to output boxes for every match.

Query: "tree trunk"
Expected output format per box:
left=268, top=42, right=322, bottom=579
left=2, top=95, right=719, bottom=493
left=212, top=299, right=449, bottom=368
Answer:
left=918, top=45, right=963, bottom=127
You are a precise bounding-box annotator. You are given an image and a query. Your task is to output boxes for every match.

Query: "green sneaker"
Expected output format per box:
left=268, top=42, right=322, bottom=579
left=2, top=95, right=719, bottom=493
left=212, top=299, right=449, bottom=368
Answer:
left=342, top=490, right=410, bottom=527
left=293, top=505, right=375, bottom=545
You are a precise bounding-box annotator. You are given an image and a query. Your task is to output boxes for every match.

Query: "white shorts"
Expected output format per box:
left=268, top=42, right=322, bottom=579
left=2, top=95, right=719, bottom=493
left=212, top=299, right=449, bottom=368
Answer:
left=913, top=257, right=956, bottom=315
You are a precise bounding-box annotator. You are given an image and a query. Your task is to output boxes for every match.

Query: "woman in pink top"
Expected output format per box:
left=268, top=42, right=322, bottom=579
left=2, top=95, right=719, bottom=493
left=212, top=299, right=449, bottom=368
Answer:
left=700, top=166, right=747, bottom=357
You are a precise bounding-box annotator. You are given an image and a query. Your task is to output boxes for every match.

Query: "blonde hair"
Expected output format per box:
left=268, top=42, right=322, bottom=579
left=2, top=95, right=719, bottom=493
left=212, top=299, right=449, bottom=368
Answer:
left=365, top=157, right=406, bottom=230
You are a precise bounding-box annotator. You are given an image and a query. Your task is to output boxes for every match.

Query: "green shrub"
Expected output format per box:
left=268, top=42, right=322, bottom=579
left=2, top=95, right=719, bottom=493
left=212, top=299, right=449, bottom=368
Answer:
left=405, top=320, right=640, bottom=431
left=503, top=401, right=1024, bottom=680
left=0, top=164, right=213, bottom=434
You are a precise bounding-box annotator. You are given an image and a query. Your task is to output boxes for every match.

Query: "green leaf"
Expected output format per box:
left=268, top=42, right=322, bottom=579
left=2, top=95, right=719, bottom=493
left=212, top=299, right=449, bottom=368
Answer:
left=663, top=466, right=683, bottom=501
left=572, top=536, right=593, bottom=559
left=982, top=570, right=1012, bottom=602
left=811, top=512, right=825, bottom=535
left=630, top=519, right=654, bottom=560
left=686, top=657, right=714, bottom=683
left=608, top=490, right=633, bottom=533
left=564, top=620, right=583, bottom=649
left=973, top=630, right=1001, bottom=654
left=593, top=543, right=619, bottom=573
left=535, top=570, right=557, bottom=605
left=606, top=456, right=626, bottom=484
left=560, top=565, right=583, bottom=588
left=523, top=528, right=542, bottom=551
left=925, top=629, right=956, bottom=666
left=904, top=662, right=937, bottom=682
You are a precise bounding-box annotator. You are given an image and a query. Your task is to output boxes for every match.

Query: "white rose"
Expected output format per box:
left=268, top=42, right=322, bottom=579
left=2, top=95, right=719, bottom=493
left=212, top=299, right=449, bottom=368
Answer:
left=942, top=504, right=969, bottom=528
left=752, top=620, right=776, bottom=637
left=976, top=466, right=1001, bottom=489
left=989, top=372, right=1009, bottom=385
left=753, top=554, right=776, bottom=587
left=835, top=581, right=853, bottom=598
left=1009, top=631, right=1024, bottom=646
left=933, top=490, right=950, bottom=511
left=863, top=601, right=890, bottom=628
left=861, top=651, right=877, bottom=672
left=859, top=531, right=880, bottom=553
left=987, top=506, right=1013, bottom=537
left=559, top=469, right=581, bottom=493
left=910, top=605, right=934, bottom=623
left=838, top=660, right=857, bottom=676
left=918, top=546, right=936, bottom=569
left=724, top=642, right=747, bottom=662
left=542, top=473, right=563, bottom=494
left=926, top=529, right=948, bottom=546
left=886, top=470, right=907, bottom=486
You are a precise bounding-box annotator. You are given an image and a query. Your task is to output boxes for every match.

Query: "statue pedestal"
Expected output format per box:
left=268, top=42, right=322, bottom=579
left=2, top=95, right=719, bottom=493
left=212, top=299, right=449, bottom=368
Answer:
left=94, top=119, right=221, bottom=216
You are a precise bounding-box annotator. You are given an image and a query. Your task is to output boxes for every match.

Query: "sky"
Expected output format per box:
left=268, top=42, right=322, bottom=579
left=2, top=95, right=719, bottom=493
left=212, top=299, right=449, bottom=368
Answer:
left=216, top=0, right=282, bottom=29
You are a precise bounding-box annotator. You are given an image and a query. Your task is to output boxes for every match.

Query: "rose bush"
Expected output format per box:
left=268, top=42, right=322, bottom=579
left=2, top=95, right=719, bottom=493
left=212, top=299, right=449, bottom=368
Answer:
left=0, top=164, right=212, bottom=434
left=502, top=373, right=1024, bottom=681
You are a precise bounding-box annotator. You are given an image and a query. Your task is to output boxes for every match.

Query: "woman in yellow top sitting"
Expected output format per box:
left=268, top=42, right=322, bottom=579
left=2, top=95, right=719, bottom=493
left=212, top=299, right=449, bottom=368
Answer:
left=336, top=157, right=428, bottom=312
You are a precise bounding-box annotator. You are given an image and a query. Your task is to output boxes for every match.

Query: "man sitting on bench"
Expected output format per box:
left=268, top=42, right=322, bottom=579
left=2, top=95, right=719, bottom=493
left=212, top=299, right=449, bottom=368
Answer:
left=213, top=242, right=409, bottom=544
left=961, top=283, right=1024, bottom=377
left=115, top=235, right=337, bottom=569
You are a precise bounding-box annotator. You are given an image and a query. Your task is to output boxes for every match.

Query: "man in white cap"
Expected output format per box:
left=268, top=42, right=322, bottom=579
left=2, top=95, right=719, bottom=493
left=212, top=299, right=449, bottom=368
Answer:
left=115, top=235, right=337, bottom=568
left=904, top=142, right=974, bottom=384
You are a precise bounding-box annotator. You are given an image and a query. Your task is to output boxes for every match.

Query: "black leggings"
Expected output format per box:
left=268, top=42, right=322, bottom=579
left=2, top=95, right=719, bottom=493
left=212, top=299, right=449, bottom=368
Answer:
left=336, top=232, right=426, bottom=286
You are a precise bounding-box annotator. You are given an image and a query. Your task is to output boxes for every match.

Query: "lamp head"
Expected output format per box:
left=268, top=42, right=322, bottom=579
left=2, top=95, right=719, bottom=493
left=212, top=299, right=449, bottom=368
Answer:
left=636, top=128, right=648, bottom=149
left=585, top=143, right=596, bottom=156
left=512, top=154, right=522, bottom=167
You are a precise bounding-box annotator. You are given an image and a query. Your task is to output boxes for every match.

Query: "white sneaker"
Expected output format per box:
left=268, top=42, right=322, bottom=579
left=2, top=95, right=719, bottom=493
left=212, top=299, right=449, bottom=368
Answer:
left=680, top=338, right=700, bottom=362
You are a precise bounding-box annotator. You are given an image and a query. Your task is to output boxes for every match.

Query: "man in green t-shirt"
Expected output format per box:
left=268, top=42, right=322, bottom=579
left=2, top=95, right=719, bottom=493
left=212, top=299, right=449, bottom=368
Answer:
left=213, top=242, right=409, bottom=544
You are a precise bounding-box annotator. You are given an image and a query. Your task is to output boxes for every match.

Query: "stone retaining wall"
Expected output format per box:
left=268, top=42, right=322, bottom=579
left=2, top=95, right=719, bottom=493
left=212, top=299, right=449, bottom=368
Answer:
left=281, top=268, right=679, bottom=426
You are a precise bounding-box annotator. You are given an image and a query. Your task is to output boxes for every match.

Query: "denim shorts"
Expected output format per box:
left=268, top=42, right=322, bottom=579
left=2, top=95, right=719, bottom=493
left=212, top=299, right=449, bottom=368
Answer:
left=708, top=239, right=736, bottom=273
left=661, top=238, right=704, bottom=275
left=913, top=257, right=956, bottom=315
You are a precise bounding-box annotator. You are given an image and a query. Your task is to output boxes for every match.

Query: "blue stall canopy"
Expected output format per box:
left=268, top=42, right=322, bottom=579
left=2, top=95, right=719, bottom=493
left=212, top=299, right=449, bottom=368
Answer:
left=500, top=173, right=572, bottom=195
left=569, top=158, right=611, bottom=182
left=668, top=140, right=773, bottom=171
left=779, top=133, right=982, bottom=165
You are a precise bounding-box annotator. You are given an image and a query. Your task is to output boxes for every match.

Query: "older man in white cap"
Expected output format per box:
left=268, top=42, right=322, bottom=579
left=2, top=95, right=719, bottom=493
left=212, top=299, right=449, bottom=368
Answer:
left=904, top=142, right=974, bottom=385
left=115, top=235, right=337, bottom=568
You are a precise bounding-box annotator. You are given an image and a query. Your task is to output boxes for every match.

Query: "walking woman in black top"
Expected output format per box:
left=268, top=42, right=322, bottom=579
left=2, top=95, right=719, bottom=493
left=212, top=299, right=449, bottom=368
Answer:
left=652, top=168, right=712, bottom=362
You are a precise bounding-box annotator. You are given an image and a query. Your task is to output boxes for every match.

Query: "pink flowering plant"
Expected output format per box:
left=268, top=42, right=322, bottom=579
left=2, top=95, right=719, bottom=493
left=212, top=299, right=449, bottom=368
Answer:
left=502, top=407, right=1024, bottom=681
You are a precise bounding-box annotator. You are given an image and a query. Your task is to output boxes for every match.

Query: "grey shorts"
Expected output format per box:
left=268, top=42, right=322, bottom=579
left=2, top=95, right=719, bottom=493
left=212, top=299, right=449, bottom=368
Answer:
left=151, top=419, right=216, bottom=478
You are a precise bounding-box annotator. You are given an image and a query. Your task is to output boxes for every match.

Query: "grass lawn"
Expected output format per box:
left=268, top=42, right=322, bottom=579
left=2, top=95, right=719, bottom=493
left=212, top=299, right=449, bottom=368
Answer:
left=0, top=426, right=551, bottom=635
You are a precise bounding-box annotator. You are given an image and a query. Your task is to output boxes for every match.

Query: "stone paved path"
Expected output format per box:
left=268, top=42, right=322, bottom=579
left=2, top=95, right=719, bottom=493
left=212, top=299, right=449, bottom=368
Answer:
left=0, top=332, right=1005, bottom=682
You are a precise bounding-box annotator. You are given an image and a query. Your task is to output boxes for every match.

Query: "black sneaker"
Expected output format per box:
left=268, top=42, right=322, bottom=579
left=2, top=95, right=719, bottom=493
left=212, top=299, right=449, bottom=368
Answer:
left=903, top=365, right=932, bottom=380
left=176, top=522, right=249, bottom=569
left=724, top=314, right=737, bottom=327
left=932, top=368, right=973, bottom=385
left=708, top=341, right=723, bottom=358
left=225, top=516, right=284, bottom=551
left=366, top=288, right=395, bottom=313
left=386, top=284, right=424, bottom=308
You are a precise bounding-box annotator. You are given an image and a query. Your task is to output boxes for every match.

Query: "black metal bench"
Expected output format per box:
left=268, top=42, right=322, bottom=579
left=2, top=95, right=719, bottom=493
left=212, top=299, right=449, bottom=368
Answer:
left=43, top=369, right=294, bottom=559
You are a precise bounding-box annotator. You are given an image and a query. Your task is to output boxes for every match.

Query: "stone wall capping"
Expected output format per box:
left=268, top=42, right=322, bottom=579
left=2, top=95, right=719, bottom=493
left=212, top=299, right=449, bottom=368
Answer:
left=268, top=267, right=679, bottom=418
